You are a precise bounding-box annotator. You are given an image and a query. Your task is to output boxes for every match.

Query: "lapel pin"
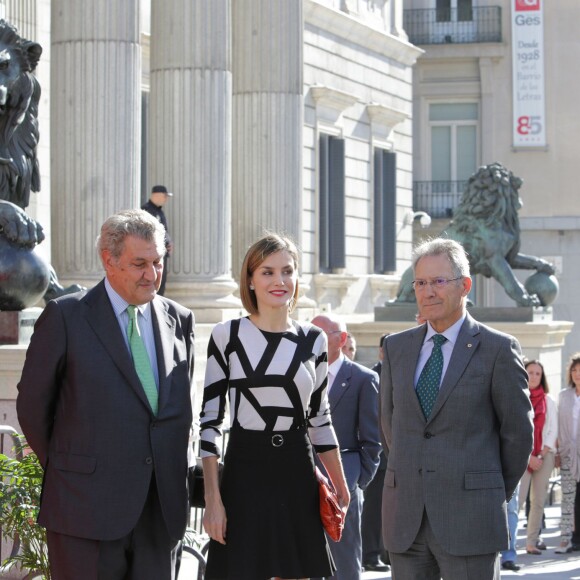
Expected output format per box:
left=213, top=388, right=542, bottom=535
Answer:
left=342, top=382, right=347, bottom=387
left=467, top=343, right=472, bottom=348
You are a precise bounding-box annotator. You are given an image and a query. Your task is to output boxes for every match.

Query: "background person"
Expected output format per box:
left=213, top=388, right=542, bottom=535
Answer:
left=361, top=333, right=390, bottom=573
left=381, top=238, right=533, bottom=580
left=17, top=209, right=195, bottom=580
left=311, top=314, right=381, bottom=580
left=200, top=233, right=349, bottom=580
left=572, top=482, right=580, bottom=551
left=555, top=352, right=580, bottom=554
left=342, top=333, right=357, bottom=360
left=142, top=184, right=174, bottom=295
left=501, top=485, right=521, bottom=572
left=518, top=359, right=557, bottom=556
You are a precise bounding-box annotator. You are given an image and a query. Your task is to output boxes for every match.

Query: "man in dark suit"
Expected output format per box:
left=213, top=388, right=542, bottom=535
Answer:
left=361, top=334, right=390, bottom=573
left=381, top=238, right=533, bottom=580
left=312, top=314, right=381, bottom=580
left=142, top=184, right=174, bottom=295
left=341, top=333, right=357, bottom=360
left=17, top=209, right=195, bottom=580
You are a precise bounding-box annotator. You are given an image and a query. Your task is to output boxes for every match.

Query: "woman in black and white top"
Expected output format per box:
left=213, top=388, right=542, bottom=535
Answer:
left=200, top=233, right=349, bottom=580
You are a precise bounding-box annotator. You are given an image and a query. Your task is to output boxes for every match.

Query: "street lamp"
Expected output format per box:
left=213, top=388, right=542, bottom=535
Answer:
left=403, top=210, right=432, bottom=228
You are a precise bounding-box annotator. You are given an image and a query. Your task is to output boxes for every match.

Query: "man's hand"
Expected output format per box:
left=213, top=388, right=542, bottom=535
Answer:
left=0, top=201, right=45, bottom=247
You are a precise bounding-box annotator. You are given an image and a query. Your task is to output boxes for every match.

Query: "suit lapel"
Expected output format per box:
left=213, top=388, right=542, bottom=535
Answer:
left=428, top=314, right=480, bottom=423
left=330, top=359, right=352, bottom=410
left=83, top=281, right=151, bottom=410
left=151, top=297, right=176, bottom=412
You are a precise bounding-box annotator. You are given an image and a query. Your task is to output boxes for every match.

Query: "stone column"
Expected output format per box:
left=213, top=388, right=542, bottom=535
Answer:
left=50, top=0, right=141, bottom=288
left=391, top=0, right=407, bottom=39
left=6, top=0, right=36, bottom=40
left=148, top=0, right=239, bottom=321
left=231, top=0, right=304, bottom=272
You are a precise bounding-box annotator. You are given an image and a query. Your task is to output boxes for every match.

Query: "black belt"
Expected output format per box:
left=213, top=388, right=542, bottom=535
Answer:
left=228, top=427, right=308, bottom=449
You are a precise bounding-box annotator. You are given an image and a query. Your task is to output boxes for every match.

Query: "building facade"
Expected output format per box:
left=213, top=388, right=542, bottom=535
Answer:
left=4, top=0, right=576, bottom=372
left=3, top=0, right=420, bottom=326
left=406, top=0, right=579, bottom=369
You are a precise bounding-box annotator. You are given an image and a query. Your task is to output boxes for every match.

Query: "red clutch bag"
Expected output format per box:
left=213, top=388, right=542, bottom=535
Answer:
left=315, top=466, right=345, bottom=542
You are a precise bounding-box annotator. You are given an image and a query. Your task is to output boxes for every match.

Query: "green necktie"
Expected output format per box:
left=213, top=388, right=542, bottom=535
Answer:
left=416, top=334, right=447, bottom=420
left=127, top=305, right=158, bottom=415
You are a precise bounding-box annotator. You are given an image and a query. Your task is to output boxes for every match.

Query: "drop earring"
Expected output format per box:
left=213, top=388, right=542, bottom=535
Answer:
left=250, top=285, right=255, bottom=290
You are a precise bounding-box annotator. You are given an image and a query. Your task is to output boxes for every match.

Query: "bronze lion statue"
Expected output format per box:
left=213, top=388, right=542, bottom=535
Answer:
left=395, top=162, right=555, bottom=307
left=0, top=20, right=82, bottom=310
left=0, top=19, right=42, bottom=210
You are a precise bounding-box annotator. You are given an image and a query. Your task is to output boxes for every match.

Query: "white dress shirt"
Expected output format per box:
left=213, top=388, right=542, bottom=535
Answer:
left=327, top=352, right=345, bottom=393
left=104, top=278, right=159, bottom=389
left=414, top=313, right=466, bottom=390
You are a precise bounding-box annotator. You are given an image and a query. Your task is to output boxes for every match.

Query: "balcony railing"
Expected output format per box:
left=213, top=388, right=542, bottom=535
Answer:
left=413, top=181, right=467, bottom=219
left=404, top=6, right=502, bottom=45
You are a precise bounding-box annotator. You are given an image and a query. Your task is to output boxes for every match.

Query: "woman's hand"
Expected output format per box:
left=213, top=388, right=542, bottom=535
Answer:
left=528, top=455, right=543, bottom=471
left=318, top=448, right=350, bottom=511
left=201, top=456, right=227, bottom=544
left=203, top=499, right=227, bottom=545
left=335, top=482, right=351, bottom=512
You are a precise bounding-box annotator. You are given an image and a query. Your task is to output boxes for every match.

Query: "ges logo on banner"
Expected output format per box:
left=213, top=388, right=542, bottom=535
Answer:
left=515, top=0, right=540, bottom=11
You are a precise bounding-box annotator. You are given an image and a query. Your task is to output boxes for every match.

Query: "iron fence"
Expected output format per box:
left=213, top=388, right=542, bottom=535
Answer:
left=404, top=6, right=502, bottom=45
left=413, top=180, right=467, bottom=219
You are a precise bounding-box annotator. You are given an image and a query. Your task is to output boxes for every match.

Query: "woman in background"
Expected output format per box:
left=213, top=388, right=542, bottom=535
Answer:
left=556, top=352, right=580, bottom=553
left=518, top=360, right=557, bottom=555
left=199, top=233, right=349, bottom=579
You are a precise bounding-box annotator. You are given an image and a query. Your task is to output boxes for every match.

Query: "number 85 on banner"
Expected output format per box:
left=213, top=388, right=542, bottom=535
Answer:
left=517, top=115, right=542, bottom=135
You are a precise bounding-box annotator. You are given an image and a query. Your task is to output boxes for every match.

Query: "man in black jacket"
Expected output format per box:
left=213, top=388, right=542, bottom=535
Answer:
left=142, top=185, right=173, bottom=295
left=17, top=209, right=195, bottom=579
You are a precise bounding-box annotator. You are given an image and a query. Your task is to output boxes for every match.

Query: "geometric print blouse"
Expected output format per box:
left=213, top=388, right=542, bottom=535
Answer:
left=199, top=316, right=338, bottom=458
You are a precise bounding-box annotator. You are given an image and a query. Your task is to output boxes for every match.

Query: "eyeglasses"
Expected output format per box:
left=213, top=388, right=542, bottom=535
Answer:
left=412, top=277, right=463, bottom=290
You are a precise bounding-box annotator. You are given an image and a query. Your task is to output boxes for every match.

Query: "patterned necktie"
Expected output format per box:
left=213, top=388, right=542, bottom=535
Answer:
left=127, top=305, right=158, bottom=415
left=416, top=334, right=447, bottom=420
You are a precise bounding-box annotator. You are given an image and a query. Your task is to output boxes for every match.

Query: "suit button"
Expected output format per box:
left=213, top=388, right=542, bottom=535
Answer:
left=150, top=422, right=157, bottom=430
left=424, top=432, right=432, bottom=439
left=145, top=457, right=153, bottom=465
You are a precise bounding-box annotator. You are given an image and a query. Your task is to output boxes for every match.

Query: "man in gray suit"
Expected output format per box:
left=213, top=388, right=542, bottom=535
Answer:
left=312, top=314, right=381, bottom=580
left=381, top=238, right=533, bottom=580
left=17, top=209, right=195, bottom=580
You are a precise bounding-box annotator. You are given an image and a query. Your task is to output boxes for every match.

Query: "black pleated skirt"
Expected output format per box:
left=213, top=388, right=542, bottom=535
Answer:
left=205, top=427, right=336, bottom=580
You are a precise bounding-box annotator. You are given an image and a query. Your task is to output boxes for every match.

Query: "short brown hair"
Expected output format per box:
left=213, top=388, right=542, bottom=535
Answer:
left=240, top=233, right=300, bottom=315
left=566, top=352, right=580, bottom=388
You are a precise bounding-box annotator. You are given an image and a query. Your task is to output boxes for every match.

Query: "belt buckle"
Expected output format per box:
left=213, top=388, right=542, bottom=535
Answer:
left=271, top=434, right=284, bottom=447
